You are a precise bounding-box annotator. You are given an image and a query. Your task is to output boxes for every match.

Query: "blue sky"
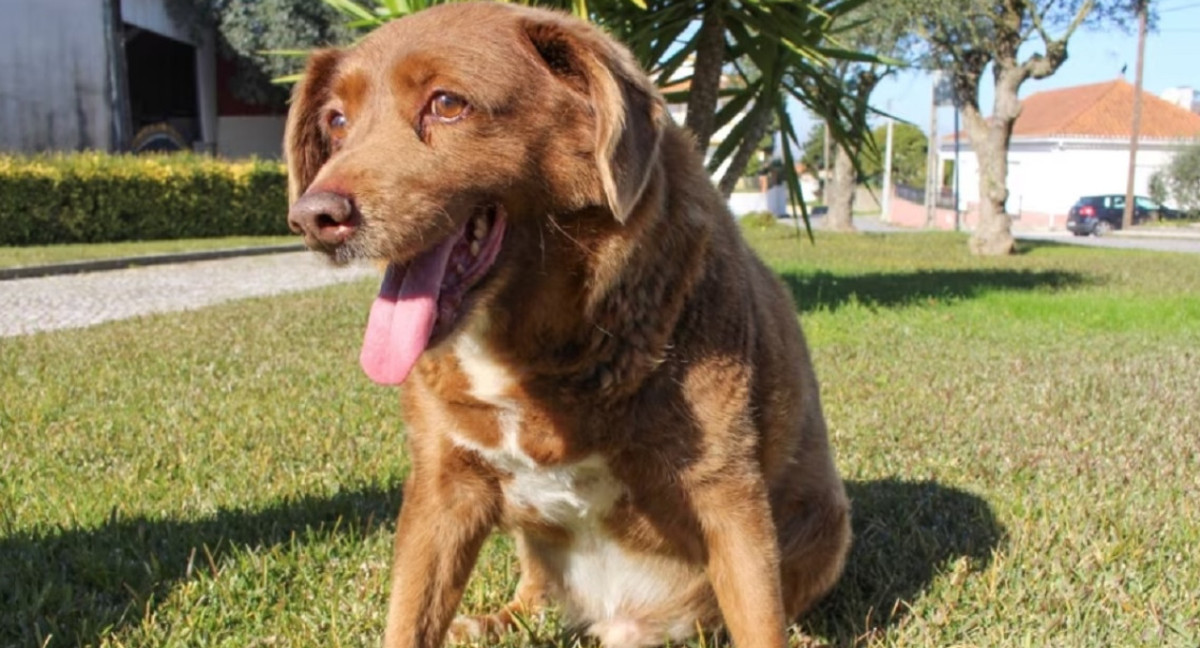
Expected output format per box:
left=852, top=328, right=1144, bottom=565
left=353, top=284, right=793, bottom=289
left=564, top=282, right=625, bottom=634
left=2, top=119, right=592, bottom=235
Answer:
left=796, top=0, right=1200, bottom=138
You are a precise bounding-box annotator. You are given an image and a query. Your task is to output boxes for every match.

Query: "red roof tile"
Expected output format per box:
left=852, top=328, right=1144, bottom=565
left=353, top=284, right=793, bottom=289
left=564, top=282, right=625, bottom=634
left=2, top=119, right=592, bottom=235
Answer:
left=1014, top=79, right=1200, bottom=140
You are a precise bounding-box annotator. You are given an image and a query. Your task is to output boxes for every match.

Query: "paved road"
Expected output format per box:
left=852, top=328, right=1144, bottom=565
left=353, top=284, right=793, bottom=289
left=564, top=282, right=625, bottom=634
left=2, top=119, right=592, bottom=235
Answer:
left=0, top=252, right=377, bottom=338
left=808, top=215, right=1200, bottom=254
left=1014, top=231, right=1200, bottom=254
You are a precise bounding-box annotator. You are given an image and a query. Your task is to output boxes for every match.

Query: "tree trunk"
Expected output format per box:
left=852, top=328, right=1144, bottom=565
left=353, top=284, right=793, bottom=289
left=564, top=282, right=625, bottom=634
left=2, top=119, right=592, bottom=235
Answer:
left=969, top=136, right=1015, bottom=255
left=717, top=99, right=773, bottom=198
left=965, top=123, right=1017, bottom=255
left=684, top=7, right=725, bottom=156
left=825, top=141, right=857, bottom=232
left=964, top=71, right=1020, bottom=256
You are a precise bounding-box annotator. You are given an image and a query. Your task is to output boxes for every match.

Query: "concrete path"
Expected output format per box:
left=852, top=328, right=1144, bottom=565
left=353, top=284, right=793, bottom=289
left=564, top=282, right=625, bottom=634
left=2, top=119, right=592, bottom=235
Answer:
left=0, top=252, right=377, bottom=338
left=5, top=217, right=1197, bottom=339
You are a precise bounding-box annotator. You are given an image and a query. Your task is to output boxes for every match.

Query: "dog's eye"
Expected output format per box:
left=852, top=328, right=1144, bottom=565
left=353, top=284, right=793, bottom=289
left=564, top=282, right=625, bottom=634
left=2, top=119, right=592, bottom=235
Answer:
left=430, top=92, right=468, bottom=122
left=327, top=111, right=348, bottom=138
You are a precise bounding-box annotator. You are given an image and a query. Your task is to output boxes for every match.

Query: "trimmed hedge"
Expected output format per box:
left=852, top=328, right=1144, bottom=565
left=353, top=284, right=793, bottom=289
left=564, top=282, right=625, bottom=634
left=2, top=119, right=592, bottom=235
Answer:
left=0, top=153, right=289, bottom=246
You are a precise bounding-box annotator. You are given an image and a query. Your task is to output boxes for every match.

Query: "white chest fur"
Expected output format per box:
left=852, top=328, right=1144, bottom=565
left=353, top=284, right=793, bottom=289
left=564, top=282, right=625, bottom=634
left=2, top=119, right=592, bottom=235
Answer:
left=450, top=333, right=707, bottom=644
left=451, top=333, right=624, bottom=526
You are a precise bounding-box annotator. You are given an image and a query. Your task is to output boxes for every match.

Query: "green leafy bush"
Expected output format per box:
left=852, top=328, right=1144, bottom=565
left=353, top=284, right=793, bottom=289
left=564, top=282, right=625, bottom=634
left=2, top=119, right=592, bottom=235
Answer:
left=0, top=153, right=288, bottom=246
left=1161, top=140, right=1200, bottom=216
left=740, top=210, right=778, bottom=229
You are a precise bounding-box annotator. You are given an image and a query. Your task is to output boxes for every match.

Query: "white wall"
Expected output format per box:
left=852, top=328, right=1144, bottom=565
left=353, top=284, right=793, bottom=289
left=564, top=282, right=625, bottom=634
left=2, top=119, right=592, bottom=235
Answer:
left=942, top=138, right=1185, bottom=216
left=728, top=185, right=789, bottom=217
left=0, top=0, right=111, bottom=151
left=729, top=190, right=769, bottom=217
left=217, top=116, right=286, bottom=159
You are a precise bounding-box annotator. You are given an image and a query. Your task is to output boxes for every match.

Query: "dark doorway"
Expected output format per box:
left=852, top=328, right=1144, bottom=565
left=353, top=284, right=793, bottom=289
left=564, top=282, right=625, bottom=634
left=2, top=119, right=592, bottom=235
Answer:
left=124, top=26, right=198, bottom=152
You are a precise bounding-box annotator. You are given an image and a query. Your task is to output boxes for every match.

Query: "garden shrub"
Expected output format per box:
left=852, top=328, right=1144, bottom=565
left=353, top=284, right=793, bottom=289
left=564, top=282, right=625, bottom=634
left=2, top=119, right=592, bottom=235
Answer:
left=0, top=153, right=289, bottom=246
left=740, top=210, right=779, bottom=229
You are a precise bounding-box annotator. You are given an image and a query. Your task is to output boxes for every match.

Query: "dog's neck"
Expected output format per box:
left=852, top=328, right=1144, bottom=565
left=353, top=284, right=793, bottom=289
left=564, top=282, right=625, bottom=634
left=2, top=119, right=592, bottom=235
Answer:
left=478, top=126, right=714, bottom=404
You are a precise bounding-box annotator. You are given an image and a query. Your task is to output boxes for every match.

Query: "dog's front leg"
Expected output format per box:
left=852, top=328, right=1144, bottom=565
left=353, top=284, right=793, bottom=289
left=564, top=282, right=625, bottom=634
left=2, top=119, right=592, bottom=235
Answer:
left=696, top=474, right=788, bottom=648
left=383, top=448, right=500, bottom=648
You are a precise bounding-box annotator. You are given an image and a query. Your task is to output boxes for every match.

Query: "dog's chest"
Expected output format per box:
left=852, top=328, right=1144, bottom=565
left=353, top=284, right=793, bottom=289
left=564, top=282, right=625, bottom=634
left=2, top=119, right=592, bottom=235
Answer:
left=450, top=335, right=622, bottom=526
left=450, top=335, right=707, bottom=637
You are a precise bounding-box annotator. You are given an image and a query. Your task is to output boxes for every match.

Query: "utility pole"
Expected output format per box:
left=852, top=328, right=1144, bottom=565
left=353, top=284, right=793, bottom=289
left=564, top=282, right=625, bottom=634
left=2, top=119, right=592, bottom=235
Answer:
left=822, top=120, right=831, bottom=203
left=881, top=116, right=895, bottom=223
left=954, top=105, right=961, bottom=231
left=924, top=73, right=940, bottom=228
left=1122, top=0, right=1148, bottom=230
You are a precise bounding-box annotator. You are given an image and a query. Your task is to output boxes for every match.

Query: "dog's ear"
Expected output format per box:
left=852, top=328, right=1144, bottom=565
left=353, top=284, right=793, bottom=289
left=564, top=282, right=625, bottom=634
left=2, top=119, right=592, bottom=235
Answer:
left=523, top=20, right=665, bottom=223
left=284, top=49, right=342, bottom=203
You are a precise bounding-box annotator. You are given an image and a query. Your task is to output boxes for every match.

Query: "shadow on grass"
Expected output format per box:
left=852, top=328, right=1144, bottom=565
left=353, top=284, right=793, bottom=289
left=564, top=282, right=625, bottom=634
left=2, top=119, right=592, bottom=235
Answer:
left=804, top=479, right=1005, bottom=645
left=1012, top=238, right=1083, bottom=254
left=2, top=478, right=1001, bottom=647
left=0, top=484, right=404, bottom=647
left=782, top=268, right=1087, bottom=313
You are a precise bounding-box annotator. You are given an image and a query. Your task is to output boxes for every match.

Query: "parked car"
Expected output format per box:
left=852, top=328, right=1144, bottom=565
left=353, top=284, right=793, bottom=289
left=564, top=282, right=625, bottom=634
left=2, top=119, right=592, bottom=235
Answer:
left=1066, top=195, right=1182, bottom=236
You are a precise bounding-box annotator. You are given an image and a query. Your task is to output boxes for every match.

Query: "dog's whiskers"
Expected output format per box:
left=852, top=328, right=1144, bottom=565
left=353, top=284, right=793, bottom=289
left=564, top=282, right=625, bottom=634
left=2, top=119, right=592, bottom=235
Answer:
left=546, top=214, right=592, bottom=254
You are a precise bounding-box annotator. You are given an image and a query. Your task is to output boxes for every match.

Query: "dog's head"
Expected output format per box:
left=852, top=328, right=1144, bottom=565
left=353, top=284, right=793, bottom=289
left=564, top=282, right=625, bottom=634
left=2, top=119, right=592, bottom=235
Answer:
left=284, top=2, right=665, bottom=385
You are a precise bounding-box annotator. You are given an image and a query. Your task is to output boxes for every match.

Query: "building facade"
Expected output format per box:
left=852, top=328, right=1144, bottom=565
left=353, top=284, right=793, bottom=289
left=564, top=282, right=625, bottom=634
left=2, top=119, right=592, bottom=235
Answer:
left=0, top=0, right=284, bottom=157
left=931, top=79, right=1200, bottom=229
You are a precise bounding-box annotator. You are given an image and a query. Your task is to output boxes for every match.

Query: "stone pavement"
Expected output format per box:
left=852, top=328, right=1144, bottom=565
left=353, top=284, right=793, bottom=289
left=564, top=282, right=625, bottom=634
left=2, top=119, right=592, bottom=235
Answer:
left=0, top=252, right=378, bottom=338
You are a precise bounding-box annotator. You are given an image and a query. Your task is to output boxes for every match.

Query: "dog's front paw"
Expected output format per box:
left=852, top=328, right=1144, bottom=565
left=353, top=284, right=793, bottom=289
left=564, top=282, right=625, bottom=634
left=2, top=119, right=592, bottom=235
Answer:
left=447, top=612, right=516, bottom=644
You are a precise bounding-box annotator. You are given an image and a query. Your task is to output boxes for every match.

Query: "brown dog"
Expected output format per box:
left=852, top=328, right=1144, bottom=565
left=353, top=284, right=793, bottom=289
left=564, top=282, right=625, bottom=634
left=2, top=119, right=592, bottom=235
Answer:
left=284, top=3, right=850, bottom=647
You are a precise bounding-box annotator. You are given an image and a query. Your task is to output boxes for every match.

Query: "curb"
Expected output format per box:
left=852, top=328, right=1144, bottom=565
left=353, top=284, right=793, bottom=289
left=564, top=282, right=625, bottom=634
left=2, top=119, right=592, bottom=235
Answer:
left=1109, top=229, right=1200, bottom=241
left=0, top=244, right=307, bottom=282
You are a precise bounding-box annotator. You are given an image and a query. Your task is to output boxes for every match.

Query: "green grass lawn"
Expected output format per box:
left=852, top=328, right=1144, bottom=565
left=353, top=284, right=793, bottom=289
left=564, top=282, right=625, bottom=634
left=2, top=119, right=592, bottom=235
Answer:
left=0, top=236, right=299, bottom=269
left=2, top=230, right=1198, bottom=647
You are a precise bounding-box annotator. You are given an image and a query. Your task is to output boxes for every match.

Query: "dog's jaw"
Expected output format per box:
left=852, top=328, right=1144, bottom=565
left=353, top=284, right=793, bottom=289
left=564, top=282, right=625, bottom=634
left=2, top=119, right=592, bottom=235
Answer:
left=359, top=204, right=507, bottom=385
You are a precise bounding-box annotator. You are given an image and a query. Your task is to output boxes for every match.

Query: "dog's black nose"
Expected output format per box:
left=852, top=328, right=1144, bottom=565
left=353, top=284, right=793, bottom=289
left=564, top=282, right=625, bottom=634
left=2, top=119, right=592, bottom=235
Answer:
left=288, top=191, right=358, bottom=248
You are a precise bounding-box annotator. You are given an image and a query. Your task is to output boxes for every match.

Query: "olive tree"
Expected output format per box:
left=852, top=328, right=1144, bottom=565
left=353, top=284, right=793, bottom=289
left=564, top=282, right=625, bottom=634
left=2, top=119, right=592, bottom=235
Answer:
left=890, top=0, right=1142, bottom=255
left=1155, top=141, right=1200, bottom=215
left=816, top=5, right=913, bottom=233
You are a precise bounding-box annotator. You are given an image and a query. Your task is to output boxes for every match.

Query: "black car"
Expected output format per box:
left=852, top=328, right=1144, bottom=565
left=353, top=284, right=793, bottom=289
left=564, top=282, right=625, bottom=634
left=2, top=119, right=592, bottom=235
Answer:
left=1066, top=195, right=1182, bottom=236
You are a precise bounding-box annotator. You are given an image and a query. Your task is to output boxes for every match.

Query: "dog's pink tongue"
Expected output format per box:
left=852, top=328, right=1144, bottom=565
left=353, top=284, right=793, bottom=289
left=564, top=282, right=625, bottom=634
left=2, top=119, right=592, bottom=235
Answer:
left=360, top=237, right=457, bottom=385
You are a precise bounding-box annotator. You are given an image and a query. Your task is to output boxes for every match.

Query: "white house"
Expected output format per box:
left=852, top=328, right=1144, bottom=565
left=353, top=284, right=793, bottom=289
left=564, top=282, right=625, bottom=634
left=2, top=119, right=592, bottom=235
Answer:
left=936, top=79, right=1200, bottom=228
